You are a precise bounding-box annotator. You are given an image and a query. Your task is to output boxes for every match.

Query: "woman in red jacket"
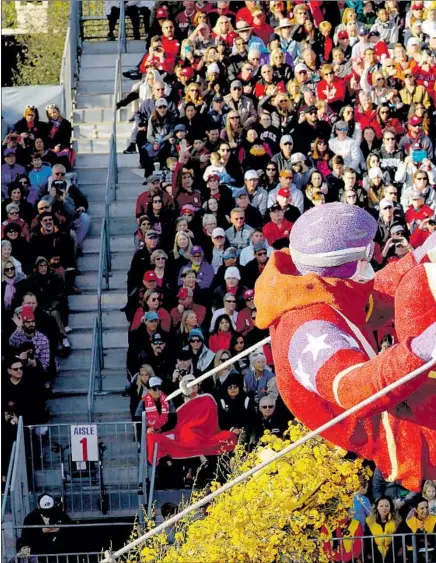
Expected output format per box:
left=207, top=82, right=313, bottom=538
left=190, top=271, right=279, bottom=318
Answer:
left=316, top=64, right=347, bottom=115
left=376, top=104, right=406, bottom=138
left=209, top=314, right=235, bottom=352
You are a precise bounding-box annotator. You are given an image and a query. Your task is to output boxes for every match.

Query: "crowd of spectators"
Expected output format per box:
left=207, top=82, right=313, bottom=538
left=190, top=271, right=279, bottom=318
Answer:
left=1, top=103, right=91, bottom=481
left=113, top=0, right=436, bottom=554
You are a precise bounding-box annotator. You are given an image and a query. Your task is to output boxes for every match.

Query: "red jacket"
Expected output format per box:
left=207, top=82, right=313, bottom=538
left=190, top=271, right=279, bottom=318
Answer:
left=130, top=306, right=171, bottom=333
left=316, top=77, right=347, bottom=104
left=255, top=249, right=436, bottom=491
left=355, top=108, right=382, bottom=138
left=209, top=331, right=232, bottom=352
left=405, top=204, right=434, bottom=226
left=322, top=519, right=363, bottom=562
left=262, top=219, right=293, bottom=246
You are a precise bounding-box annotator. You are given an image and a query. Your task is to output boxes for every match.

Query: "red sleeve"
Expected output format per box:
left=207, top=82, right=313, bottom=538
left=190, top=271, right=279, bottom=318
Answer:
left=410, top=229, right=429, bottom=248
left=130, top=307, right=143, bottom=331
left=135, top=192, right=148, bottom=217
left=171, top=161, right=184, bottom=198
left=316, top=80, right=327, bottom=100
left=139, top=54, right=149, bottom=75
left=158, top=308, right=171, bottom=333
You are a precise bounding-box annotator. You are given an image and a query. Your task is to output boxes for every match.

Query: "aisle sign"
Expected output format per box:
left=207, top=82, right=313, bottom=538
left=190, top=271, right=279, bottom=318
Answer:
left=71, top=425, right=99, bottom=462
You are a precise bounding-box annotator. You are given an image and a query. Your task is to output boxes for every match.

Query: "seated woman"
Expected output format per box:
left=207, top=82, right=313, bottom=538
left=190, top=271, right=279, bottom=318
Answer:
left=13, top=106, right=48, bottom=149
left=45, top=104, right=72, bottom=151
left=209, top=314, right=235, bottom=353
left=125, top=363, right=152, bottom=420
left=218, top=372, right=255, bottom=442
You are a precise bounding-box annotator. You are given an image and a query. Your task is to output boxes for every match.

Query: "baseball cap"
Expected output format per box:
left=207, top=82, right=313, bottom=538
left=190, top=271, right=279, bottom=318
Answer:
left=244, top=170, right=259, bottom=181
left=302, top=104, right=317, bottom=114
left=190, top=245, right=204, bottom=256
left=294, top=63, right=308, bottom=73
left=278, top=186, right=291, bottom=198
left=145, top=229, right=159, bottom=238
left=155, top=98, right=168, bottom=108
left=147, top=173, right=160, bottom=183
left=280, top=134, right=293, bottom=144
left=243, top=289, right=255, bottom=300
left=205, top=172, right=220, bottom=182
left=149, top=376, right=163, bottom=387
left=390, top=224, right=405, bottom=235
left=235, top=188, right=249, bottom=198
left=188, top=328, right=204, bottom=341
left=409, top=116, right=422, bottom=126
left=174, top=124, right=186, bottom=133
left=253, top=241, right=268, bottom=252
left=231, top=80, right=242, bottom=89
left=151, top=332, right=165, bottom=344
left=338, top=30, right=349, bottom=40
left=212, top=93, right=224, bottom=102
left=38, top=494, right=55, bottom=510
left=143, top=270, right=158, bottom=283
left=144, top=311, right=159, bottom=322
left=156, top=6, right=169, bottom=18
left=223, top=247, right=238, bottom=260
left=224, top=266, right=241, bottom=280
left=411, top=189, right=424, bottom=200
left=180, top=67, right=195, bottom=78
left=407, top=37, right=419, bottom=47
left=21, top=305, right=35, bottom=322
left=212, top=227, right=226, bottom=238
left=177, top=287, right=192, bottom=300
left=379, top=198, right=393, bottom=210
left=4, top=148, right=16, bottom=156
left=279, top=169, right=293, bottom=179
left=358, top=25, right=368, bottom=36
left=269, top=203, right=282, bottom=212
left=290, top=152, right=306, bottom=164
left=368, top=30, right=380, bottom=38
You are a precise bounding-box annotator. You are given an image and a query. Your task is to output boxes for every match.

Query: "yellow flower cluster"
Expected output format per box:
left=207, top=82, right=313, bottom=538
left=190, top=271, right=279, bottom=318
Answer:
left=131, top=423, right=369, bottom=563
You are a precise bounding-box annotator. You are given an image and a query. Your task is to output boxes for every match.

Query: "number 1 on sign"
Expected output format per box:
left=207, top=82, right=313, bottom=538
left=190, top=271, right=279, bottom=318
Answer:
left=80, top=437, right=88, bottom=461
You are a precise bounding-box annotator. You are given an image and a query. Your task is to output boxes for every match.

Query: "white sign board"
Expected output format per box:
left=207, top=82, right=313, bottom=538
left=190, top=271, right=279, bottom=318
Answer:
left=70, top=425, right=99, bottom=462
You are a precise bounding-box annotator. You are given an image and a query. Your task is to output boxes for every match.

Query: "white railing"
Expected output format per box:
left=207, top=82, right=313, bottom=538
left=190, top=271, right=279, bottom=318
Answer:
left=59, top=0, right=82, bottom=121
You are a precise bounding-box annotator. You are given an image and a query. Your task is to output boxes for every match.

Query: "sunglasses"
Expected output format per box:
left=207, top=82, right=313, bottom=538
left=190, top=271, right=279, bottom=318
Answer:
left=151, top=386, right=161, bottom=391
left=38, top=205, right=50, bottom=211
left=282, top=142, right=292, bottom=146
left=228, top=384, right=239, bottom=389
left=256, top=251, right=268, bottom=256
left=8, top=210, right=19, bottom=215
left=261, top=404, right=274, bottom=409
left=54, top=172, right=65, bottom=176
left=232, top=87, right=242, bottom=91
left=336, top=127, right=348, bottom=132
left=8, top=230, right=18, bottom=234
left=220, top=357, right=231, bottom=363
left=10, top=366, right=23, bottom=371
left=156, top=105, right=167, bottom=109
left=4, top=266, right=15, bottom=272
left=153, top=341, right=163, bottom=346
left=384, top=137, right=395, bottom=141
left=190, top=338, right=201, bottom=343
left=245, top=296, right=254, bottom=301
left=153, top=199, right=162, bottom=203
left=266, top=167, right=276, bottom=171
left=225, top=299, right=236, bottom=303
left=230, top=116, right=240, bottom=119
left=324, top=71, right=334, bottom=76
left=416, top=176, right=427, bottom=180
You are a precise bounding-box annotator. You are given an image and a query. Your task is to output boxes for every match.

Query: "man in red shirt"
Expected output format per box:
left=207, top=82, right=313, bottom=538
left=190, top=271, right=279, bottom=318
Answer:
left=250, top=8, right=274, bottom=44
left=410, top=216, right=436, bottom=247
left=354, top=91, right=382, bottom=137
left=175, top=1, right=198, bottom=39
left=405, top=190, right=435, bottom=231
left=262, top=203, right=294, bottom=246
left=161, top=20, right=181, bottom=69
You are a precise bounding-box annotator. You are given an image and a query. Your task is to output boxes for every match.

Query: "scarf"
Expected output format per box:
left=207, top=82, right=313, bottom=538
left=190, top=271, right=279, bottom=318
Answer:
left=143, top=392, right=169, bottom=430
left=49, top=118, right=62, bottom=139
left=4, top=275, right=16, bottom=309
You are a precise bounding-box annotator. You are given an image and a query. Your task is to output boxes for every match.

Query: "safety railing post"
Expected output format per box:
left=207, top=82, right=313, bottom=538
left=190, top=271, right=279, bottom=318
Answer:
left=1, top=442, right=16, bottom=520
left=138, top=411, right=147, bottom=526
left=147, top=444, right=158, bottom=519
left=119, top=0, right=127, bottom=53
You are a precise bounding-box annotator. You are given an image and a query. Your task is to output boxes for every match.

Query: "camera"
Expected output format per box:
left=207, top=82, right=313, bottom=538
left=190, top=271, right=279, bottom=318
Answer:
left=178, top=369, right=187, bottom=377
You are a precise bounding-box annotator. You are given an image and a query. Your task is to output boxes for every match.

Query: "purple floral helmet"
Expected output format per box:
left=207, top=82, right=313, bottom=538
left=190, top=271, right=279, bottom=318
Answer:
left=289, top=203, right=378, bottom=278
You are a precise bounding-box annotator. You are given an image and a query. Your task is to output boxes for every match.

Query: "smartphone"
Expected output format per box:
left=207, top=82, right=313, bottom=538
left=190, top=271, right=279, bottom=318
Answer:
left=185, top=45, right=191, bottom=54
left=411, top=149, right=427, bottom=163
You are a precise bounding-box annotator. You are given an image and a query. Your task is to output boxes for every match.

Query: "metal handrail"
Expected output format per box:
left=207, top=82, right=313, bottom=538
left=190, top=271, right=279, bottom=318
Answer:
left=1, top=442, right=16, bottom=520
left=119, top=0, right=127, bottom=54
left=87, top=316, right=103, bottom=422
left=60, top=0, right=82, bottom=121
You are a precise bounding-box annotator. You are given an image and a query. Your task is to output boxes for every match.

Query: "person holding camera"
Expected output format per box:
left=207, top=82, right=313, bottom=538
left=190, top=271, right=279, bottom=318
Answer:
left=410, top=215, right=436, bottom=247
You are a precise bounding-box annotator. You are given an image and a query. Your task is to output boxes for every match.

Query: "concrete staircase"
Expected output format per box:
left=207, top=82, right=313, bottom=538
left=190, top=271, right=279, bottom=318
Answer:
left=47, top=40, right=147, bottom=424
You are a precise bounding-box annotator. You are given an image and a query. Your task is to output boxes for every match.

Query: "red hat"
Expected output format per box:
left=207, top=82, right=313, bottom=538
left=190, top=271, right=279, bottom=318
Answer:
left=278, top=187, right=291, bottom=198
left=177, top=287, right=189, bottom=300
left=143, top=270, right=158, bottom=283
left=21, top=306, right=35, bottom=322
left=243, top=289, right=255, bottom=300
left=156, top=6, right=169, bottom=18
left=181, top=67, right=195, bottom=78
left=338, top=31, right=349, bottom=40
left=181, top=204, right=197, bottom=214
left=411, top=2, right=423, bottom=9
left=409, top=116, right=422, bottom=126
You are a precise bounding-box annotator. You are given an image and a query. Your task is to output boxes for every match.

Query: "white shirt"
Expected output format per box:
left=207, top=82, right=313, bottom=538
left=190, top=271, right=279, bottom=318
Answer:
left=329, top=137, right=362, bottom=172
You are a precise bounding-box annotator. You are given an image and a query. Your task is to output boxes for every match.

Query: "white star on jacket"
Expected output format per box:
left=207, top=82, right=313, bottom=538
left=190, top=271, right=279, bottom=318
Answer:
left=302, top=333, right=331, bottom=361
left=294, top=360, right=316, bottom=392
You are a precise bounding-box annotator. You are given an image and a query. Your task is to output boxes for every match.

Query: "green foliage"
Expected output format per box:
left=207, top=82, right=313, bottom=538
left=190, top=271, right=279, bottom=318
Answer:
left=2, top=0, right=17, bottom=28
left=12, top=0, right=70, bottom=86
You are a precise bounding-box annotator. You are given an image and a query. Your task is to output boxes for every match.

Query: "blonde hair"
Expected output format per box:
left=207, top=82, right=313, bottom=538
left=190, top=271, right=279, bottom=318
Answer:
left=150, top=249, right=168, bottom=265
left=341, top=7, right=357, bottom=24
left=319, top=21, right=332, bottom=33
left=423, top=480, right=436, bottom=500
left=137, top=364, right=155, bottom=392
left=212, top=16, right=234, bottom=36
left=180, top=309, right=198, bottom=334
left=287, top=79, right=302, bottom=103
left=173, top=230, right=193, bottom=259
left=210, top=152, right=221, bottom=164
